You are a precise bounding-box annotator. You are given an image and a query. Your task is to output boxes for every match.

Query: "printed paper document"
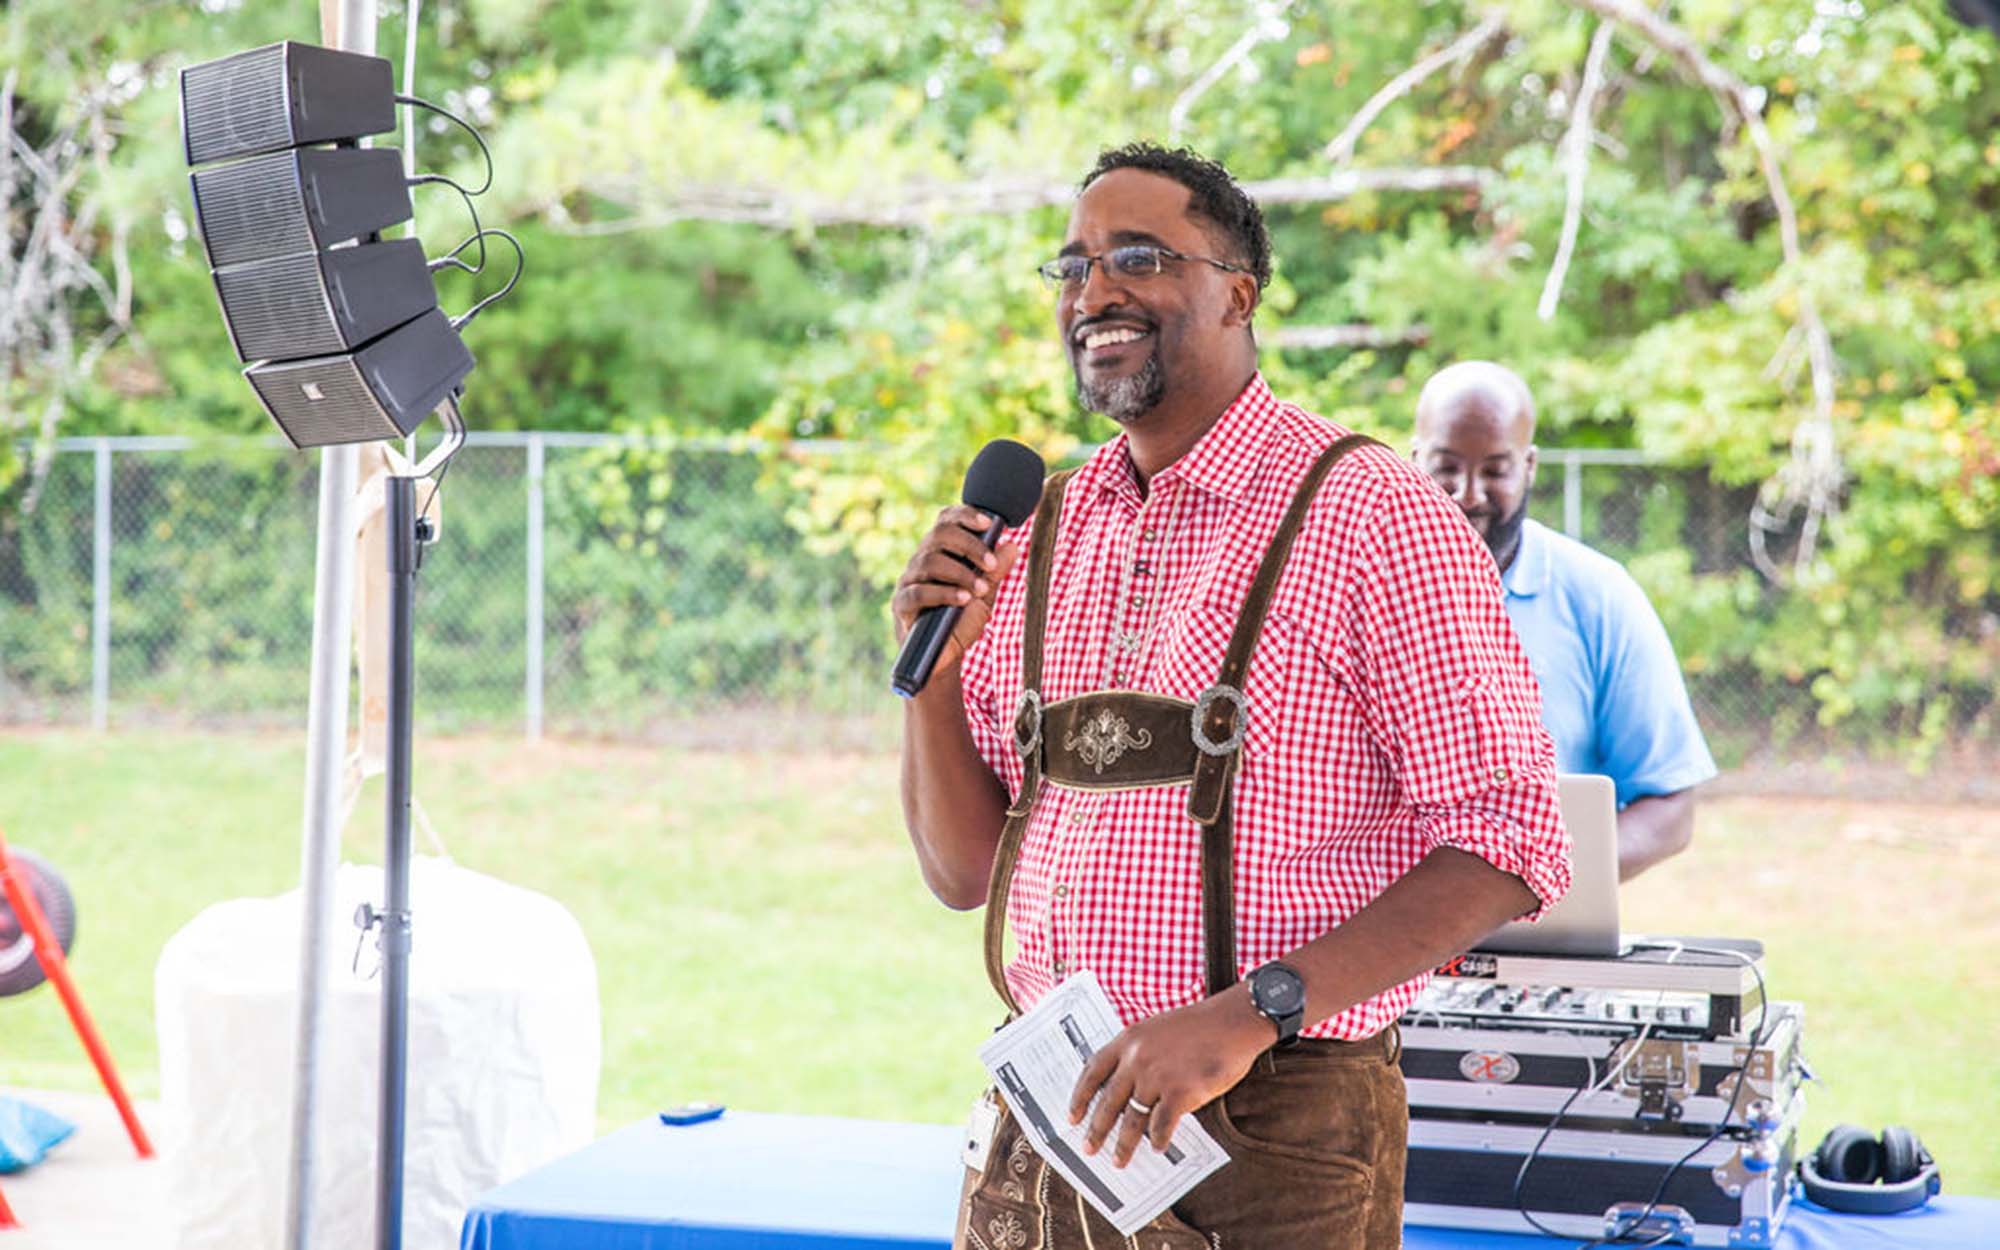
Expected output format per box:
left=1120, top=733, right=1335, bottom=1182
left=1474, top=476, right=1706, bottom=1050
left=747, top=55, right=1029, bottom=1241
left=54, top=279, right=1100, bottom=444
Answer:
left=977, top=970, right=1230, bottom=1236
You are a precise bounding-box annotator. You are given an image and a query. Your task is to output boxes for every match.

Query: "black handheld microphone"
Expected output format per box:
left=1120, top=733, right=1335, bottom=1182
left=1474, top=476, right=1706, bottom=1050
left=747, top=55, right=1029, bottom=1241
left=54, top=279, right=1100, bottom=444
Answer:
left=891, top=439, right=1046, bottom=699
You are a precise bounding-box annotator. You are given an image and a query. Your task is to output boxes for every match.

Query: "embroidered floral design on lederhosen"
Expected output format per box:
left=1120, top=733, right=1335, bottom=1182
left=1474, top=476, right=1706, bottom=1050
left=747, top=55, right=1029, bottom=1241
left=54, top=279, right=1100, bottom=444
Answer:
left=986, top=1210, right=1028, bottom=1248
left=1001, top=1131, right=1035, bottom=1202
left=1062, top=707, right=1154, bottom=773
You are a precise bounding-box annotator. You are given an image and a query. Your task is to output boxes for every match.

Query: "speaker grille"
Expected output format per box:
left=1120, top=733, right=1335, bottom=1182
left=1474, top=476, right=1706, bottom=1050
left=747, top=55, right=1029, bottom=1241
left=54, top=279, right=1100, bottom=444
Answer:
left=246, top=358, right=402, bottom=448
left=183, top=45, right=290, bottom=167
left=213, top=254, right=346, bottom=362
left=190, top=153, right=314, bottom=268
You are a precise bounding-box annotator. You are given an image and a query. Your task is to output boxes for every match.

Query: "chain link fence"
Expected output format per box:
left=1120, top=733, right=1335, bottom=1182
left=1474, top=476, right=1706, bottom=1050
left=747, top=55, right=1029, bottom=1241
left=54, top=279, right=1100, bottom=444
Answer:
left=2, top=436, right=1989, bottom=782
left=0, top=435, right=895, bottom=750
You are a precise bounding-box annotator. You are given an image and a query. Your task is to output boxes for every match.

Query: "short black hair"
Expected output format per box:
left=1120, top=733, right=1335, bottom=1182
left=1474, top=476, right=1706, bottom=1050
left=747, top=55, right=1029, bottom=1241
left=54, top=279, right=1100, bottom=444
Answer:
left=1080, top=142, right=1272, bottom=292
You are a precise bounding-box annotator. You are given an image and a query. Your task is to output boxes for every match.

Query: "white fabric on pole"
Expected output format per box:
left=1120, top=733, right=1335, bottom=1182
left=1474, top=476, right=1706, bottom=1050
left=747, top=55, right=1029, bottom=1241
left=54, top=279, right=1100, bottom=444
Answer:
left=160, top=859, right=601, bottom=1250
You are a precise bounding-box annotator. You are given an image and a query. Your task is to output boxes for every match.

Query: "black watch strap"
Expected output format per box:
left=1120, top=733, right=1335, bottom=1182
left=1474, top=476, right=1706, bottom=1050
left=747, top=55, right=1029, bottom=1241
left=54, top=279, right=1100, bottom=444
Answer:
left=1248, top=960, right=1306, bottom=1046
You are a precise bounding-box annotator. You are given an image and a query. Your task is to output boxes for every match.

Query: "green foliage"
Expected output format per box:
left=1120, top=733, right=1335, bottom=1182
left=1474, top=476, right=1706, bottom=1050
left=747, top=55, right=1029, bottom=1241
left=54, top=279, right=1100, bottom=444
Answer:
left=4, top=0, right=1996, bottom=756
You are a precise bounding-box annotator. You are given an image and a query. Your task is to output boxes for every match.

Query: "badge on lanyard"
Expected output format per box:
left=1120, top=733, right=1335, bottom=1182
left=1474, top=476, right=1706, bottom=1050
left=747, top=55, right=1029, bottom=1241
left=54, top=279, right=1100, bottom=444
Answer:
left=963, top=1092, right=1002, bottom=1171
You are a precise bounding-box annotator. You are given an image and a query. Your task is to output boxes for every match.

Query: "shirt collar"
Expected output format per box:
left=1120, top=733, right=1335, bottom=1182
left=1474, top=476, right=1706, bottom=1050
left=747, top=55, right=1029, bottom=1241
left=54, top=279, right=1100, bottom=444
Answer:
left=1091, top=372, right=1282, bottom=506
left=1502, top=518, right=1551, bottom=599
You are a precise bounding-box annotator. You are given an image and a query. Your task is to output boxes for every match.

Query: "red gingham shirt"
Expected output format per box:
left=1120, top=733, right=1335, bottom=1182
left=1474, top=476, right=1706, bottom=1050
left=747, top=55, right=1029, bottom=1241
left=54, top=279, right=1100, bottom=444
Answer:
left=959, top=374, right=1570, bottom=1039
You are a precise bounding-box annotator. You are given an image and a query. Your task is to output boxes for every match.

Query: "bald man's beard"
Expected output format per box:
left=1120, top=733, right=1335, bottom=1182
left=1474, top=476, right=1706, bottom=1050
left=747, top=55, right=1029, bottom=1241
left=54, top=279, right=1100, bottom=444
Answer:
left=1481, top=499, right=1531, bottom=565
left=1076, top=351, right=1166, bottom=425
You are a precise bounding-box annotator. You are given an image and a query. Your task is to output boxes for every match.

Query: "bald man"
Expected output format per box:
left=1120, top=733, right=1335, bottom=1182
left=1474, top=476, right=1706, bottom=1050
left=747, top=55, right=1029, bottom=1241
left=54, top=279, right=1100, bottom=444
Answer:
left=1413, top=362, right=1716, bottom=880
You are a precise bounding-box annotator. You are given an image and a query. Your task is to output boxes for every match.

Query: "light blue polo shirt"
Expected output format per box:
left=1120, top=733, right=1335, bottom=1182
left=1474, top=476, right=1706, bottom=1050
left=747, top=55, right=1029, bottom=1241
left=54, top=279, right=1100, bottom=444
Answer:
left=1502, top=520, right=1717, bottom=808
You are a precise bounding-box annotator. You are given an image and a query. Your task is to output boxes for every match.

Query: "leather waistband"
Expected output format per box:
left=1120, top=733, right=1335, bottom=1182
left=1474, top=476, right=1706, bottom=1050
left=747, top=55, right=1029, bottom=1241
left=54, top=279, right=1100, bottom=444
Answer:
left=1249, top=1025, right=1402, bottom=1073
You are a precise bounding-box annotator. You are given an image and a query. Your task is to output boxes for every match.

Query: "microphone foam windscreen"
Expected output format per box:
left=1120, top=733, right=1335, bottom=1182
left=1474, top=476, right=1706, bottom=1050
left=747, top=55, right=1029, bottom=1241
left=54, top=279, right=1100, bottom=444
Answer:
left=961, top=439, right=1047, bottom=528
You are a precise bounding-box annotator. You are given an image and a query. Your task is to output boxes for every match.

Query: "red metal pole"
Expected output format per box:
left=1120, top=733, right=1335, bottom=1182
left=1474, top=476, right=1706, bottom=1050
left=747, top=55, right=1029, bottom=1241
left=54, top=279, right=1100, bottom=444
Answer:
left=0, top=829, right=153, bottom=1159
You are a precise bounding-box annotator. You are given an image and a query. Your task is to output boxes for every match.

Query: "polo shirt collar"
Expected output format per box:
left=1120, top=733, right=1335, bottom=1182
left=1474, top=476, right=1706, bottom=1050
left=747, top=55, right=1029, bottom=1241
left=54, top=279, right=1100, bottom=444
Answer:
left=1502, top=518, right=1552, bottom=599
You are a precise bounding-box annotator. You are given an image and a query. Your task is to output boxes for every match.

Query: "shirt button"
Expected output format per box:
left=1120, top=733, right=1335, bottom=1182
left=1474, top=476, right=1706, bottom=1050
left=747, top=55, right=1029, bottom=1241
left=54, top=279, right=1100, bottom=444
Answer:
left=1129, top=594, right=1144, bottom=608
left=1491, top=766, right=1511, bottom=783
left=1069, top=809, right=1089, bottom=825
left=1052, top=959, right=1067, bottom=976
left=1054, top=884, right=1069, bottom=899
left=1141, top=528, right=1158, bottom=542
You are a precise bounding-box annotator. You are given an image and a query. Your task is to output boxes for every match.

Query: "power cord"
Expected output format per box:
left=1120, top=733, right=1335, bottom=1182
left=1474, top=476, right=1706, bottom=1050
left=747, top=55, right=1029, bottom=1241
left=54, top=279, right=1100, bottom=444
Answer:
left=393, top=92, right=493, bottom=194
left=448, top=229, right=524, bottom=328
left=409, top=173, right=488, bottom=274
left=1509, top=944, right=1773, bottom=1247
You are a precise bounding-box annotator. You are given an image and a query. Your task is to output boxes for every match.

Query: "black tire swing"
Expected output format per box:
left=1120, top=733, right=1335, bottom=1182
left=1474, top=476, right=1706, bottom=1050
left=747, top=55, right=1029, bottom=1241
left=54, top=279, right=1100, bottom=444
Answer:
left=0, top=850, right=77, bottom=999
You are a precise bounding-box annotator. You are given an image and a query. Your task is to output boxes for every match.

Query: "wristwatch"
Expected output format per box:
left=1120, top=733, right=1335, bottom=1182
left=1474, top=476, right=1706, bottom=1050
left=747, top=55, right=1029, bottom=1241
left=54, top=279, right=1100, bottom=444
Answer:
left=1246, top=961, right=1307, bottom=1047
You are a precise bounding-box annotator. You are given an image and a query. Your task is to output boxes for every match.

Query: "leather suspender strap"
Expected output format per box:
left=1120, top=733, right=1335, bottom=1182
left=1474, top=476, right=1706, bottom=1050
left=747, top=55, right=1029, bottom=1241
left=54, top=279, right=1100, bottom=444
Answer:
left=1187, top=434, right=1377, bottom=827
left=983, top=468, right=1077, bottom=1014
left=1191, top=433, right=1378, bottom=994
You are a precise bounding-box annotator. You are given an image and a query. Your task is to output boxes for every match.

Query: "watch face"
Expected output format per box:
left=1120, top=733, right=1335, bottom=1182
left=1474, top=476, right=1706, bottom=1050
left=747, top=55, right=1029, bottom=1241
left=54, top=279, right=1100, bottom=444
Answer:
left=1254, top=965, right=1304, bottom=1014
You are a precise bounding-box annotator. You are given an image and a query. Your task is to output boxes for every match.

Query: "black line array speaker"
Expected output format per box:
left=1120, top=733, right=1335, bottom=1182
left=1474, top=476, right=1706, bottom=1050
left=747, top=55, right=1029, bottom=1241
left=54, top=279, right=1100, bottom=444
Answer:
left=180, top=42, right=397, bottom=167
left=182, top=40, right=476, bottom=449
left=211, top=238, right=440, bottom=364
left=247, top=309, right=475, bottom=449
left=190, top=147, right=413, bottom=268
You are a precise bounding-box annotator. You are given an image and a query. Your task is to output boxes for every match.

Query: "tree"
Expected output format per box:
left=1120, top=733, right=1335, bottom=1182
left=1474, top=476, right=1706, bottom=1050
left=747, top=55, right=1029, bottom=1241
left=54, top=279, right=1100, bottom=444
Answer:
left=3, top=0, right=1994, bottom=756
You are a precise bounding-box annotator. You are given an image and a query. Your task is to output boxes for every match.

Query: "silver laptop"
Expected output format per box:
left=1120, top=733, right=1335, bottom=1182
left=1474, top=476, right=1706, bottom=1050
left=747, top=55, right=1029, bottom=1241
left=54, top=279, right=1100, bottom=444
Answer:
left=1472, top=773, right=1620, bottom=958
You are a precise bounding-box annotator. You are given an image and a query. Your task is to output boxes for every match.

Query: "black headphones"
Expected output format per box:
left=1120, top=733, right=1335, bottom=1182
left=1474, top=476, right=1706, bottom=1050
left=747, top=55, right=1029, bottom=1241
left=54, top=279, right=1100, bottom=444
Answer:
left=1796, top=1123, right=1941, bottom=1215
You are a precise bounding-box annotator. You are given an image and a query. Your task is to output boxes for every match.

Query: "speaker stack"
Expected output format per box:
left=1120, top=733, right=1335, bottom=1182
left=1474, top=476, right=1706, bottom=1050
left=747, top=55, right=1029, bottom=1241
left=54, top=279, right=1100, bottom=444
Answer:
left=180, top=42, right=475, bottom=449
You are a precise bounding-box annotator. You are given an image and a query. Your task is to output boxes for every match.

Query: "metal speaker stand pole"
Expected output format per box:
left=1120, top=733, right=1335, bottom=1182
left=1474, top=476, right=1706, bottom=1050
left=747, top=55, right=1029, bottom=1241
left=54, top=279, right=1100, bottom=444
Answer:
left=373, top=473, right=422, bottom=1250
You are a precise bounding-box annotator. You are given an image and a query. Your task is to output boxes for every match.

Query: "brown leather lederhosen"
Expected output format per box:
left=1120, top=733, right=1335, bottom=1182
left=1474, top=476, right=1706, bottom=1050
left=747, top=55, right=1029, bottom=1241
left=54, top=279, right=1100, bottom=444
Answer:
left=958, top=434, right=1408, bottom=1250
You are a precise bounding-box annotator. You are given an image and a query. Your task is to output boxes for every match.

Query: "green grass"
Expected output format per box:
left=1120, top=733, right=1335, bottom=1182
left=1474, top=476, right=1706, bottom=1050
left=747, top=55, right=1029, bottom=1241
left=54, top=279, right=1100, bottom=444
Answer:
left=3, top=730, right=1996, bottom=1197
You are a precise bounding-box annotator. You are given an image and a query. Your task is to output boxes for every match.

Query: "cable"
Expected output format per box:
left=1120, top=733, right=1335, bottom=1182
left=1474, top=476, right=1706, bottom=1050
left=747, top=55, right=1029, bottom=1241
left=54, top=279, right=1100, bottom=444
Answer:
left=415, top=392, right=466, bottom=534
left=408, top=174, right=487, bottom=274
left=1508, top=944, right=1773, bottom=1248
left=393, top=93, right=493, bottom=195
left=449, top=229, right=524, bottom=329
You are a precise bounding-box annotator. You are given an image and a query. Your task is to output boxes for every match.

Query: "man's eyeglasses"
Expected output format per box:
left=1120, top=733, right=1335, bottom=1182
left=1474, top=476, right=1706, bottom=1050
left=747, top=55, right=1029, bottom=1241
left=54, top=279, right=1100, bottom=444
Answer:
left=1036, top=244, right=1249, bottom=293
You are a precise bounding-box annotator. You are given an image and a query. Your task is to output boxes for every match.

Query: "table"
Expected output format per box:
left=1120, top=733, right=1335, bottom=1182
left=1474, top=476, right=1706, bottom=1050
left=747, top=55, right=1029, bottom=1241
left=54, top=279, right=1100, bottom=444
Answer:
left=460, top=1113, right=1996, bottom=1250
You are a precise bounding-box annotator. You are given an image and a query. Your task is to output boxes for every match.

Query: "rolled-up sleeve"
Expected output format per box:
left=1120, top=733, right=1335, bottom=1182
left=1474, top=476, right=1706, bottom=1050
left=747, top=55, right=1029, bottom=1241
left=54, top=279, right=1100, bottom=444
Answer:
left=1344, top=477, right=1572, bottom=915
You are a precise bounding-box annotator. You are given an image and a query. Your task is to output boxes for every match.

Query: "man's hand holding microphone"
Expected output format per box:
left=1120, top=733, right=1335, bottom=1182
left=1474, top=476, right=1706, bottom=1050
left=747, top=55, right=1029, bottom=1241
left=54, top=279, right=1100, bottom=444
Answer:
left=890, top=440, right=1046, bottom=699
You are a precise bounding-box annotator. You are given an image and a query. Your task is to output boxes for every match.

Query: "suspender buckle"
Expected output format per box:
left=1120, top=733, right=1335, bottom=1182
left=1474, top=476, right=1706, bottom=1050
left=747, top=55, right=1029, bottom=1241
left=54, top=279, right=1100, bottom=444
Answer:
left=1191, top=683, right=1249, bottom=756
left=1012, top=688, right=1044, bottom=758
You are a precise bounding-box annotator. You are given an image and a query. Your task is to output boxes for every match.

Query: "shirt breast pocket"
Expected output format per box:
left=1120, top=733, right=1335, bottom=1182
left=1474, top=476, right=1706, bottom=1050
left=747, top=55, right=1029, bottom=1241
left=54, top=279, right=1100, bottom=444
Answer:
left=1155, top=599, right=1330, bottom=765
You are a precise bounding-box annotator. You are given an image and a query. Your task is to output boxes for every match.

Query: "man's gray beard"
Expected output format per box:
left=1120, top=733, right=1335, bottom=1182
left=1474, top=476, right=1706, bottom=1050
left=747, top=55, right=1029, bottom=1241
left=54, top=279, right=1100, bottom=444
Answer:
left=1077, top=352, right=1166, bottom=425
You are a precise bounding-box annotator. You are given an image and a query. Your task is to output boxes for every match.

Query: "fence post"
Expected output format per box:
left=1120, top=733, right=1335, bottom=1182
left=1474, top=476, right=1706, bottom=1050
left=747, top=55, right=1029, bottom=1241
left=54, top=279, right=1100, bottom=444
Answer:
left=525, top=434, right=545, bottom=741
left=92, top=440, right=112, bottom=731
left=1562, top=452, right=1583, bottom=540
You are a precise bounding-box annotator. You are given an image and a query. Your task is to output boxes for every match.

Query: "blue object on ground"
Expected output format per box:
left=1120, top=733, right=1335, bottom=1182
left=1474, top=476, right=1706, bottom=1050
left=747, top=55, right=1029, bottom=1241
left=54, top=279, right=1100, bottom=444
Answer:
left=0, top=1095, right=76, bottom=1174
left=459, top=1111, right=2000, bottom=1250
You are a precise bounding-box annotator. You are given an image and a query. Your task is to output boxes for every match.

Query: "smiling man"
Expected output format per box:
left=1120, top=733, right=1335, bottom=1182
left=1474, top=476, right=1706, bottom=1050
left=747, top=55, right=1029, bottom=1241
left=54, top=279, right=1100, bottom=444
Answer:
left=1412, top=361, right=1718, bottom=880
left=893, top=144, right=1571, bottom=1248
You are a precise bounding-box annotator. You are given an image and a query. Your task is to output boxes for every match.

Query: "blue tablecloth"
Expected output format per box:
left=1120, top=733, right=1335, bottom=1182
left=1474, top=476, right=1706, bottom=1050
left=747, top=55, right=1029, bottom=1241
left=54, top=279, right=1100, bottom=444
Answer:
left=460, top=1112, right=1995, bottom=1250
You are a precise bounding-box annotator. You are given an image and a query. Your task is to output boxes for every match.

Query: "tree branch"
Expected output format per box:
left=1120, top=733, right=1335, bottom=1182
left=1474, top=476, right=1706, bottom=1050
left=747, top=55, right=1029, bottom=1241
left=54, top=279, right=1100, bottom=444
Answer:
left=1563, top=0, right=1839, bottom=575
left=1267, top=323, right=1431, bottom=351
left=3, top=72, right=133, bottom=515
left=549, top=166, right=1498, bottom=234
left=1168, top=4, right=1293, bottom=144
left=1324, top=10, right=1507, bottom=165
left=1537, top=19, right=1617, bottom=321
